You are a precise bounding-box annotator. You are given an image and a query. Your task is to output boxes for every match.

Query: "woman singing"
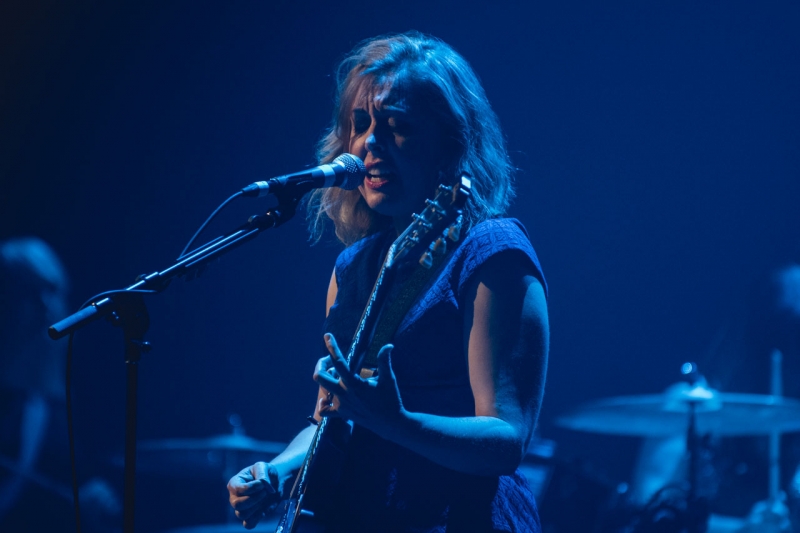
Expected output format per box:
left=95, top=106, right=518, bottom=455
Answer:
left=227, top=32, right=549, bottom=533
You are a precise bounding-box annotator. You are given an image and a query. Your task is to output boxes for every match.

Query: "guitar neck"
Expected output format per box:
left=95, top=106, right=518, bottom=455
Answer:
left=276, top=177, right=471, bottom=533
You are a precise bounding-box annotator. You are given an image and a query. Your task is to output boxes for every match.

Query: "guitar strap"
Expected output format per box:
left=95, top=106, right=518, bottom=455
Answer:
left=359, top=247, right=452, bottom=376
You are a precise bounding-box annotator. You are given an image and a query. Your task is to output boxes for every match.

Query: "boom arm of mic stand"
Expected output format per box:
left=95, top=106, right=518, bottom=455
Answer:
left=48, top=200, right=298, bottom=340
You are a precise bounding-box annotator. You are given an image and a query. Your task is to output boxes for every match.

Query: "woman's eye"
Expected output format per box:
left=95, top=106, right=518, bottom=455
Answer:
left=388, top=117, right=411, bottom=135
left=352, top=112, right=370, bottom=134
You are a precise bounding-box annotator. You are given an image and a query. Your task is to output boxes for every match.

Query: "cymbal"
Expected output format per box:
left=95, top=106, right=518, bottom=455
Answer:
left=556, top=383, right=800, bottom=437
left=113, top=434, right=286, bottom=478
left=138, top=434, right=286, bottom=454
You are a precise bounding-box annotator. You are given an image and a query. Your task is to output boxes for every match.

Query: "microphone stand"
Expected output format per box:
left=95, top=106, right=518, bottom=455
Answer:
left=49, top=192, right=303, bottom=533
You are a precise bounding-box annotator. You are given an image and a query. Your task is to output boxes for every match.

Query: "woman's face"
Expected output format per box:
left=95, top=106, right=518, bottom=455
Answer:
left=347, top=79, right=451, bottom=225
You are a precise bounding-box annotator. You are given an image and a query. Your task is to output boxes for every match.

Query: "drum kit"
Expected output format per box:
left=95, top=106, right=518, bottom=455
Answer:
left=129, top=361, right=800, bottom=533
left=549, top=361, right=800, bottom=533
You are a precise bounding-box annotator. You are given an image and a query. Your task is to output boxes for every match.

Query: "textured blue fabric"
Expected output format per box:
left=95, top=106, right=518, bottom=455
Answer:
left=322, top=218, right=546, bottom=533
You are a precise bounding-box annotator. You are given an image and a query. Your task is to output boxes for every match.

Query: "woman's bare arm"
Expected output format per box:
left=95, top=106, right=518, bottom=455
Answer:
left=315, top=253, right=549, bottom=476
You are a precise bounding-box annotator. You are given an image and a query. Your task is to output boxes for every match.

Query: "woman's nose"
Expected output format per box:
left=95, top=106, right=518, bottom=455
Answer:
left=365, top=131, right=384, bottom=155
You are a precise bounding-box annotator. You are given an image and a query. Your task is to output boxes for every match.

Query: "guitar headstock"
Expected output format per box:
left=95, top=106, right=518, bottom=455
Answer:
left=389, top=175, right=472, bottom=269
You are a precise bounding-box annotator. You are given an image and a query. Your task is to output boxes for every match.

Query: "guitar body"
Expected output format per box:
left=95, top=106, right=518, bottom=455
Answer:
left=275, top=418, right=352, bottom=533
left=274, top=177, right=471, bottom=533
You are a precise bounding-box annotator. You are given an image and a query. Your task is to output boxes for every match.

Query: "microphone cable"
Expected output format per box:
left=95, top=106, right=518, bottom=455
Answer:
left=177, top=191, right=243, bottom=260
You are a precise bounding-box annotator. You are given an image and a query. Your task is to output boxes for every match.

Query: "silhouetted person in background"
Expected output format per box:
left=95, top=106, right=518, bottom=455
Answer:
left=715, top=262, right=800, bottom=531
left=0, top=237, right=121, bottom=532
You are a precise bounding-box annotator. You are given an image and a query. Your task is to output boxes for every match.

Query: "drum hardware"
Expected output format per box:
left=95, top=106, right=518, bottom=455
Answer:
left=555, top=361, right=800, bottom=532
left=733, top=349, right=794, bottom=532
left=623, top=363, right=711, bottom=533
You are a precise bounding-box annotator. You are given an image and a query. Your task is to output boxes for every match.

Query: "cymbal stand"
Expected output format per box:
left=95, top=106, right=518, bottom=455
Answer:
left=681, top=363, right=710, bottom=533
left=739, top=350, right=792, bottom=530
left=770, top=349, right=783, bottom=503
left=635, top=363, right=711, bottom=533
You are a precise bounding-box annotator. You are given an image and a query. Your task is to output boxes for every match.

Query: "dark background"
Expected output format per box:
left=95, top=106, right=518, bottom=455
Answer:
left=2, top=0, right=799, bottom=530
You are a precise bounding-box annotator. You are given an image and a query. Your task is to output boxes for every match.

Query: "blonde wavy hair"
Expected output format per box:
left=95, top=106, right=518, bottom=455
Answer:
left=307, top=32, right=515, bottom=246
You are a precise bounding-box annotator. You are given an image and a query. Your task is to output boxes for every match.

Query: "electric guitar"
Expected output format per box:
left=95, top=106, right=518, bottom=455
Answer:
left=274, top=175, right=472, bottom=533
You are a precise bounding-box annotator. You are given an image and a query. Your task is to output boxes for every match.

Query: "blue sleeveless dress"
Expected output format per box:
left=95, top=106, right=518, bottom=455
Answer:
left=322, top=218, right=547, bottom=533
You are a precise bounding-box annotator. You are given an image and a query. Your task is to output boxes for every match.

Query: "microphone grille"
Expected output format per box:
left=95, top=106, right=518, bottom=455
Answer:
left=332, top=153, right=366, bottom=190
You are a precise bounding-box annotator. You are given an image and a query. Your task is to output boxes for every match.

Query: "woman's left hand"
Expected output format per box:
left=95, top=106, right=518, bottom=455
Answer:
left=313, top=333, right=406, bottom=439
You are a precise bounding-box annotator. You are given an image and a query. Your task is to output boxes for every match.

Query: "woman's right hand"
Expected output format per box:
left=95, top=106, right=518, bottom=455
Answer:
left=227, top=462, right=281, bottom=529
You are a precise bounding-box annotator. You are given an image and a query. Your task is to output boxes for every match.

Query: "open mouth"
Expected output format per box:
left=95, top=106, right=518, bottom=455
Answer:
left=364, top=172, right=395, bottom=188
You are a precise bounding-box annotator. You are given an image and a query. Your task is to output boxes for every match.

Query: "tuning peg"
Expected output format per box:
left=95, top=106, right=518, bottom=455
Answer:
left=447, top=224, right=460, bottom=242
left=432, top=237, right=447, bottom=256
left=419, top=251, right=433, bottom=269
left=447, top=215, right=464, bottom=242
left=412, top=213, right=432, bottom=229
left=424, top=199, right=441, bottom=211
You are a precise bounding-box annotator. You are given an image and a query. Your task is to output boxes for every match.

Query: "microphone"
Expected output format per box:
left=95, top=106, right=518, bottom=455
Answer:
left=241, top=153, right=365, bottom=198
